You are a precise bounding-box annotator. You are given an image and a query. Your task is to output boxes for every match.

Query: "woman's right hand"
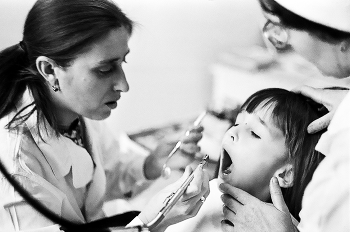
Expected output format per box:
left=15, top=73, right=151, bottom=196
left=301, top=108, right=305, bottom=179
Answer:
left=293, top=85, right=349, bottom=133
left=143, top=125, right=204, bottom=180
left=138, top=165, right=210, bottom=232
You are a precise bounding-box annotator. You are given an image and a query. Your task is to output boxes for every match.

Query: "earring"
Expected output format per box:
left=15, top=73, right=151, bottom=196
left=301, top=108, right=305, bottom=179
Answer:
left=52, top=85, right=60, bottom=92
left=52, top=80, right=61, bottom=92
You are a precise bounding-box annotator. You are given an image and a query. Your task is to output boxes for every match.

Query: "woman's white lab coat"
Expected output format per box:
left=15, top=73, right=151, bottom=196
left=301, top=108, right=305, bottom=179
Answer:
left=0, top=90, right=150, bottom=231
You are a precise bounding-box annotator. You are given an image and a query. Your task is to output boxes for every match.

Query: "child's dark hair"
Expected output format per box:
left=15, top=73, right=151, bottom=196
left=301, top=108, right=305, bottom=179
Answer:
left=0, top=0, right=133, bottom=138
left=241, top=88, right=326, bottom=221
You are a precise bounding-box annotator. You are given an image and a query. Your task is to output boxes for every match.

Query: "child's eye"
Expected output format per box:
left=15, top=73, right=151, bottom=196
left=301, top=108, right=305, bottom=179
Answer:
left=251, top=131, right=261, bottom=139
left=233, top=123, right=239, bottom=127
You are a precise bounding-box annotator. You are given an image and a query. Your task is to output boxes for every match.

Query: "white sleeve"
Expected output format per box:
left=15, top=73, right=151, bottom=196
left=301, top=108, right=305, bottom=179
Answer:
left=298, top=92, right=350, bottom=232
left=92, top=120, right=152, bottom=200
left=0, top=175, right=65, bottom=232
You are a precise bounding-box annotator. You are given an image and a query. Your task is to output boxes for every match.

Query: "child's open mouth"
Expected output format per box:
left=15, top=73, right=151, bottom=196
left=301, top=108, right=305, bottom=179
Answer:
left=221, top=149, right=232, bottom=176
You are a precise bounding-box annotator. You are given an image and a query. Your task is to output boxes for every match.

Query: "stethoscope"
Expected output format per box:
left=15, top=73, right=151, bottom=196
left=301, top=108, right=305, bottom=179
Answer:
left=0, top=110, right=211, bottom=231
left=0, top=154, right=209, bottom=232
left=0, top=159, right=145, bottom=232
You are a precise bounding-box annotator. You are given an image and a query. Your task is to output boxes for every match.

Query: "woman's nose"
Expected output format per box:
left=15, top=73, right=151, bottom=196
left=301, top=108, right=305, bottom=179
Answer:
left=113, top=69, right=129, bottom=92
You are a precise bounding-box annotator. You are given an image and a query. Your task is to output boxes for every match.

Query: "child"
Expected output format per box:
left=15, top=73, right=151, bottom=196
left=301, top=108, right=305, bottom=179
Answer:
left=165, top=88, right=325, bottom=232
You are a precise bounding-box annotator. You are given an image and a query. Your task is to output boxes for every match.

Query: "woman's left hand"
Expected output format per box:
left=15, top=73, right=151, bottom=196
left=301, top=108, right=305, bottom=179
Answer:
left=144, top=125, right=204, bottom=180
left=293, top=85, right=349, bottom=133
left=138, top=165, right=210, bottom=232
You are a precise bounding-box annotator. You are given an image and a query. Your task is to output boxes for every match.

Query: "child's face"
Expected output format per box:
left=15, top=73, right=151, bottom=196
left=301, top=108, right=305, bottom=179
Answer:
left=219, top=106, right=288, bottom=200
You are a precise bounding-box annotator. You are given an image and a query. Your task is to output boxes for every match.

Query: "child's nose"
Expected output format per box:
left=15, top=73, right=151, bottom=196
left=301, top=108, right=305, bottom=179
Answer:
left=230, top=124, right=244, bottom=141
left=230, top=130, right=238, bottom=141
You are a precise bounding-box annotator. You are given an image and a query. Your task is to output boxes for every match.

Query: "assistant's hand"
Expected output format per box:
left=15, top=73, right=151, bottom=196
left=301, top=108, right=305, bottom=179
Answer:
left=144, top=125, right=204, bottom=179
left=293, top=85, right=348, bottom=133
left=138, top=165, right=210, bottom=232
left=220, top=177, right=297, bottom=232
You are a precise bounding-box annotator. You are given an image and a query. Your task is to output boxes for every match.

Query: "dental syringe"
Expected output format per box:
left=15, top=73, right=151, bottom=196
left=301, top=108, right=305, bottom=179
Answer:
left=146, top=154, right=209, bottom=230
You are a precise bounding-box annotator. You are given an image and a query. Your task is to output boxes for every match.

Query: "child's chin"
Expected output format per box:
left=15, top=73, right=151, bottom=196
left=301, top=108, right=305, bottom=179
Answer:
left=217, top=177, right=224, bottom=184
left=218, top=174, right=237, bottom=187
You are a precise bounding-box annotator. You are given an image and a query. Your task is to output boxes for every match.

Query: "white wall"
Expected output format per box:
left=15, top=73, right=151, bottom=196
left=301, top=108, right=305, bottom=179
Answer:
left=0, top=1, right=36, bottom=46
left=0, top=0, right=263, bottom=134
left=108, top=0, right=264, bottom=134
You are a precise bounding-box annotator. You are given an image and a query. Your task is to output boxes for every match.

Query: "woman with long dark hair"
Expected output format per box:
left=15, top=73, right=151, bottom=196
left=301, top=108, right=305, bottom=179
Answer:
left=0, top=0, right=209, bottom=231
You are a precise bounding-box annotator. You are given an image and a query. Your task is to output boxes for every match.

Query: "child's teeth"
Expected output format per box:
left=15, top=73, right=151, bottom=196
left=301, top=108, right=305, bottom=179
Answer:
left=223, top=169, right=231, bottom=175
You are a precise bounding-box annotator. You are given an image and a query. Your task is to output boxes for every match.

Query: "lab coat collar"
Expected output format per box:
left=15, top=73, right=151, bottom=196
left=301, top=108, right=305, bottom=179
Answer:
left=18, top=89, right=94, bottom=189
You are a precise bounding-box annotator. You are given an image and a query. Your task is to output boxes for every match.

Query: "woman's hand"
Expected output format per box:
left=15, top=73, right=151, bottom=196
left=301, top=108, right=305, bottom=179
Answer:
left=138, top=165, right=210, bottom=232
left=220, top=178, right=297, bottom=232
left=144, top=125, right=204, bottom=180
left=293, top=85, right=349, bottom=134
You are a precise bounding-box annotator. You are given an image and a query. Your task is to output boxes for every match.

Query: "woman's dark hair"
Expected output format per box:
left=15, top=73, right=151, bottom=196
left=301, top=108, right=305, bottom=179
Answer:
left=241, top=88, right=326, bottom=221
left=0, top=0, right=133, bottom=137
left=259, top=0, right=350, bottom=44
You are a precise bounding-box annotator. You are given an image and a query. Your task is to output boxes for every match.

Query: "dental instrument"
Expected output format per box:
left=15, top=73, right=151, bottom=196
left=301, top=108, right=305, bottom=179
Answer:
left=161, top=111, right=207, bottom=179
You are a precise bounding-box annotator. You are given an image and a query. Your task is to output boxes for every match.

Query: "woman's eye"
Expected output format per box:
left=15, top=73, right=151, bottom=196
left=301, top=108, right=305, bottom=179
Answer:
left=97, top=65, right=117, bottom=76
left=99, top=66, right=113, bottom=74
left=251, top=131, right=261, bottom=139
left=233, top=123, right=239, bottom=127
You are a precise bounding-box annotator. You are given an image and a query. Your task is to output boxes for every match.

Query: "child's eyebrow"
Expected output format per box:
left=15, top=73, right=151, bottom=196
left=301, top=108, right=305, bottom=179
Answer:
left=258, top=115, right=283, bottom=138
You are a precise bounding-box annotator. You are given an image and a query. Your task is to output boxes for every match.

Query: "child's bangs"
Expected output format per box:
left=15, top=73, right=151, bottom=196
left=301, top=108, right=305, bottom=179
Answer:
left=241, top=90, right=294, bottom=137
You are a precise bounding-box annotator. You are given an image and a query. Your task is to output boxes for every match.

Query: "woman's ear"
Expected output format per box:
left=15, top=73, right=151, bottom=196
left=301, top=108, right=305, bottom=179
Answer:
left=274, top=163, right=294, bottom=188
left=340, top=39, right=350, bottom=53
left=36, top=56, right=58, bottom=86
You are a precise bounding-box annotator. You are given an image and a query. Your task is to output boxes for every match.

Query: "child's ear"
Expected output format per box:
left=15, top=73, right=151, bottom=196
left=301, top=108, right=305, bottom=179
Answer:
left=274, top=163, right=294, bottom=188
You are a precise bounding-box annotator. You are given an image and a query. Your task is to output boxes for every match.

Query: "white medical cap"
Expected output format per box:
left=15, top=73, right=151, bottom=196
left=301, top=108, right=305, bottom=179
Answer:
left=274, top=0, right=350, bottom=32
